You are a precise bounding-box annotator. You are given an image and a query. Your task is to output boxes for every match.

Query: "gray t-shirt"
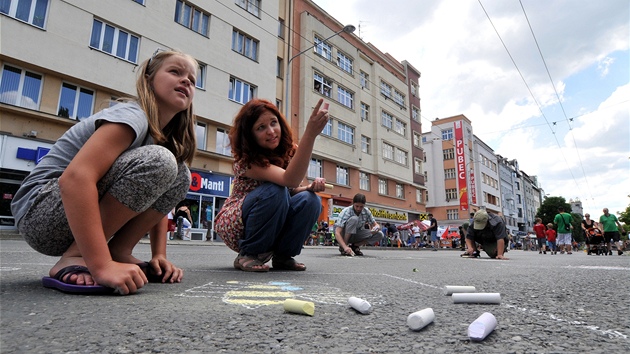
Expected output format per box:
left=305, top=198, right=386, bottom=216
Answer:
left=11, top=102, right=151, bottom=227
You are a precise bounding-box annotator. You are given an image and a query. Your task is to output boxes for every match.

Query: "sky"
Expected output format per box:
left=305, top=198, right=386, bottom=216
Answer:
left=312, top=0, right=630, bottom=217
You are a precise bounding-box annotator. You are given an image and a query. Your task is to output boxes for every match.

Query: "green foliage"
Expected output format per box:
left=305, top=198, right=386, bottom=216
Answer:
left=617, top=204, right=630, bottom=240
left=536, top=196, right=572, bottom=225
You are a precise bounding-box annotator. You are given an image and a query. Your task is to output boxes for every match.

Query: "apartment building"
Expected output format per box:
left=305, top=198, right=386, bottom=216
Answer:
left=1, top=0, right=279, bottom=233
left=497, top=155, right=519, bottom=235
left=422, top=115, right=479, bottom=225
left=1, top=0, right=425, bottom=233
left=281, top=0, right=426, bottom=226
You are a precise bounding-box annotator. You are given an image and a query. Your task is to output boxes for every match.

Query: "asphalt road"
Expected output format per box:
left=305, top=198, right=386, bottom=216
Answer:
left=1, top=239, right=628, bottom=353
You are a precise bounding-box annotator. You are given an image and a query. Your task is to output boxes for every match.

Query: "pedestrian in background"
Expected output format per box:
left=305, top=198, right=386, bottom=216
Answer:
left=554, top=206, right=574, bottom=254
left=428, top=213, right=439, bottom=251
left=545, top=223, right=557, bottom=255
left=533, top=218, right=547, bottom=254
left=599, top=208, right=624, bottom=256
left=335, top=193, right=384, bottom=256
left=215, top=99, right=329, bottom=272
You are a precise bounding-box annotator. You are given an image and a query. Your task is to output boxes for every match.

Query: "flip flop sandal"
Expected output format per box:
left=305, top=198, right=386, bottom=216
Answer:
left=42, top=265, right=115, bottom=295
left=350, top=245, right=364, bottom=256
left=233, top=255, right=270, bottom=272
left=272, top=257, right=306, bottom=271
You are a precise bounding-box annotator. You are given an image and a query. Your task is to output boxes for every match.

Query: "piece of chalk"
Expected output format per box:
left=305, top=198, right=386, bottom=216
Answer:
left=452, top=292, right=501, bottom=304
left=468, top=312, right=497, bottom=341
left=407, top=308, right=435, bottom=331
left=323, top=102, right=330, bottom=110
left=325, top=183, right=334, bottom=189
left=348, top=296, right=372, bottom=314
left=443, top=285, right=477, bottom=296
left=283, top=299, right=315, bottom=316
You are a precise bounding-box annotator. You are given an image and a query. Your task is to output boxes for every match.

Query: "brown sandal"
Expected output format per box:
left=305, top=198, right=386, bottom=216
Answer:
left=233, top=255, right=270, bottom=272
left=272, top=257, right=306, bottom=271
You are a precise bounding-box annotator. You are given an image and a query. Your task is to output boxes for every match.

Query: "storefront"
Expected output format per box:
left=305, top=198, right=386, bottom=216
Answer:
left=0, top=134, right=54, bottom=230
left=178, top=169, right=232, bottom=241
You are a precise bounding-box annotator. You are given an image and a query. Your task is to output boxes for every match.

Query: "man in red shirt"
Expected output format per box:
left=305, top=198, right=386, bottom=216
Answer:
left=533, top=218, right=547, bottom=254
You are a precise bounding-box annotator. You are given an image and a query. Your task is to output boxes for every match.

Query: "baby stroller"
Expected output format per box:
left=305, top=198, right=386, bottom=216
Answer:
left=585, top=228, right=606, bottom=255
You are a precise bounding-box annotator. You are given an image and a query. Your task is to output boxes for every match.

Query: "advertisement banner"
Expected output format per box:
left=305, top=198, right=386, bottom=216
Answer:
left=454, top=121, right=468, bottom=211
left=469, top=168, right=477, bottom=205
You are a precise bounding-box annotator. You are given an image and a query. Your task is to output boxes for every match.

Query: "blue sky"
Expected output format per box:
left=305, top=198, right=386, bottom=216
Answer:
left=313, top=0, right=630, bottom=216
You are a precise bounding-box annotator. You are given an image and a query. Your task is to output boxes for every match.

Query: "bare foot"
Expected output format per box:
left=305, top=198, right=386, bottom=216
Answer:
left=49, top=256, right=96, bottom=285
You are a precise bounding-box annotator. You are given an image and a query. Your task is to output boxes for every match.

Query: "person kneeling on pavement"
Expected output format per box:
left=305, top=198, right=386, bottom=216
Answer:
left=335, top=193, right=384, bottom=256
left=461, top=209, right=509, bottom=260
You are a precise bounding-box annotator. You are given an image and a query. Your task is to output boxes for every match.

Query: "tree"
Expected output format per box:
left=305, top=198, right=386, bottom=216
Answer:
left=617, top=204, right=630, bottom=240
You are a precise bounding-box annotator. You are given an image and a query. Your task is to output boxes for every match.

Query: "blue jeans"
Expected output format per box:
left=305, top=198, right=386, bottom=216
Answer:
left=240, top=183, right=321, bottom=258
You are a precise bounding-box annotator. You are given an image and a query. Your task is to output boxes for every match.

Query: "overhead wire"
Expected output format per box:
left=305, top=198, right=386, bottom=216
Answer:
left=518, top=0, right=594, bottom=208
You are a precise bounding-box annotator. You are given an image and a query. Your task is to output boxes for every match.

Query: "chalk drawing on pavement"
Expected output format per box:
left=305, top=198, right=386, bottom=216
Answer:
left=177, top=280, right=385, bottom=310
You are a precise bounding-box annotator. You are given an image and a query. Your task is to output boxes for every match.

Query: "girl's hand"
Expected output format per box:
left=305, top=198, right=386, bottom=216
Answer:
left=307, top=177, right=326, bottom=192
left=150, top=256, right=184, bottom=283
left=305, top=99, right=329, bottom=136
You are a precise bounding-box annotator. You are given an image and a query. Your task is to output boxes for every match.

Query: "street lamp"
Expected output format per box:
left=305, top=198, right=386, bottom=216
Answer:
left=284, top=24, right=356, bottom=117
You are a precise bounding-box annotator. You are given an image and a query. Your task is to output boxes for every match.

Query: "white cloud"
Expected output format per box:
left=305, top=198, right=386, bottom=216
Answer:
left=313, top=0, right=630, bottom=215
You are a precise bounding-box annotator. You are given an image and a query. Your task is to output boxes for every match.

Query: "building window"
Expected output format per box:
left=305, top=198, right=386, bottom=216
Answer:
left=416, top=189, right=422, bottom=203
left=276, top=57, right=283, bottom=78
left=414, top=158, right=422, bottom=175
left=447, top=209, right=459, bottom=220
left=443, top=148, right=454, bottom=160
left=90, top=19, right=139, bottom=63
left=360, top=102, right=370, bottom=121
left=444, top=168, right=456, bottom=180
left=394, top=90, right=405, bottom=106
left=195, top=122, right=207, bottom=150
left=216, top=128, right=231, bottom=155
left=378, top=178, right=388, bottom=195
left=278, top=18, right=285, bottom=38
left=395, top=147, right=407, bottom=165
left=413, top=131, right=421, bottom=148
left=308, top=159, right=322, bottom=178
left=426, top=190, right=429, bottom=203
left=360, top=172, right=370, bottom=191
left=235, top=0, right=260, bottom=17
left=175, top=1, right=209, bottom=36
left=337, top=86, right=354, bottom=109
left=314, top=36, right=332, bottom=61
left=394, top=118, right=406, bottom=136
left=57, top=83, right=94, bottom=120
left=412, top=106, right=420, bottom=122
left=411, top=82, right=418, bottom=96
left=337, top=52, right=353, bottom=74
left=382, top=143, right=394, bottom=160
left=442, top=128, right=453, bottom=140
left=360, top=71, right=369, bottom=89
left=337, top=122, right=354, bottom=144
left=322, top=119, right=332, bottom=136
left=228, top=77, right=255, bottom=104
left=380, top=80, right=392, bottom=98
left=361, top=135, right=370, bottom=154
left=232, top=29, right=258, bottom=61
left=396, top=183, right=404, bottom=198
left=381, top=111, right=393, bottom=129
left=0, top=64, right=42, bottom=109
left=1, top=0, right=49, bottom=28
left=196, top=63, right=206, bottom=90
left=446, top=188, right=457, bottom=201
left=313, top=72, right=332, bottom=97
left=336, top=166, right=349, bottom=186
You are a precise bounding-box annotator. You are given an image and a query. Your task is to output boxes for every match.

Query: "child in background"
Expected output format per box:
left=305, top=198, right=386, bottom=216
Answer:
left=545, top=223, right=557, bottom=255
left=215, top=99, right=329, bottom=272
left=10, top=50, right=196, bottom=294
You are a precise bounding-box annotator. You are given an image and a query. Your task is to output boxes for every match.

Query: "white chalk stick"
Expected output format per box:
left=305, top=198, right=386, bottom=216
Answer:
left=452, top=292, right=501, bottom=304
left=443, top=285, right=477, bottom=295
left=348, top=296, right=372, bottom=314
left=283, top=299, right=315, bottom=316
left=407, top=308, right=435, bottom=331
left=468, top=312, right=497, bottom=341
